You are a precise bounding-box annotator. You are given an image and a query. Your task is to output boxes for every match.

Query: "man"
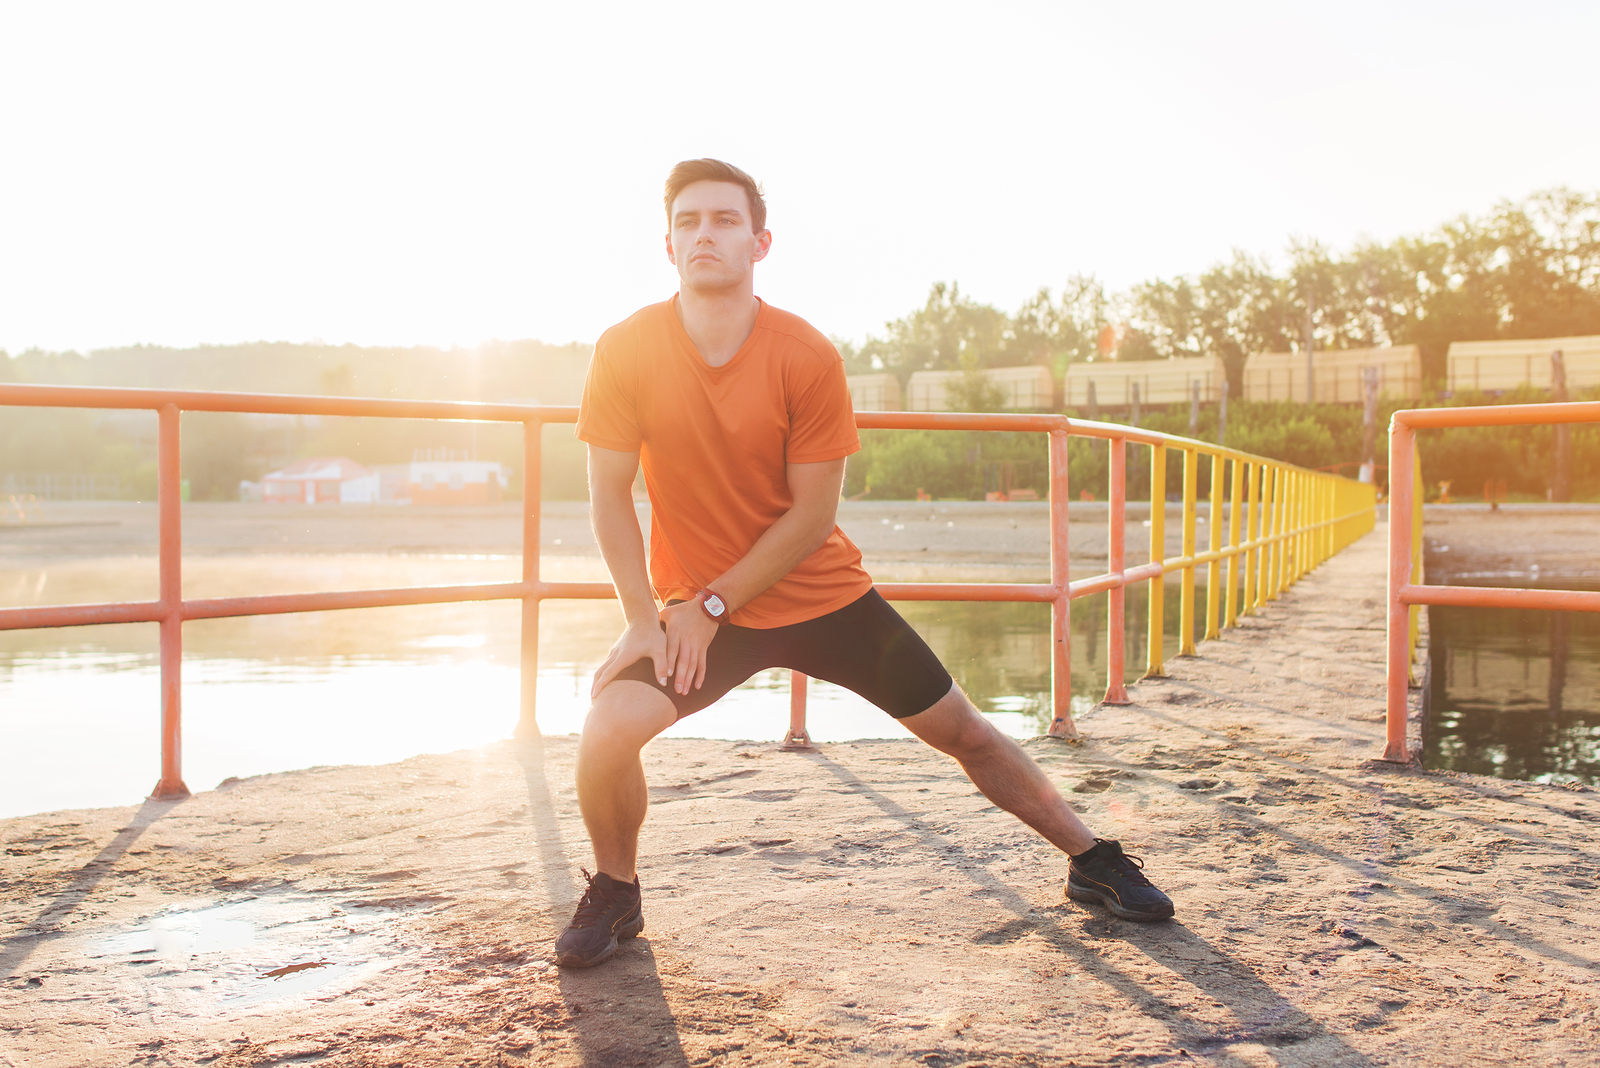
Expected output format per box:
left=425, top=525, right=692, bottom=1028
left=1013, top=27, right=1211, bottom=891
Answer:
left=557, top=159, right=1172, bottom=969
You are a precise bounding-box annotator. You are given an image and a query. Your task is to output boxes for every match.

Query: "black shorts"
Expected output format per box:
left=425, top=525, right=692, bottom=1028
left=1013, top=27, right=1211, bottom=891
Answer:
left=613, top=588, right=953, bottom=720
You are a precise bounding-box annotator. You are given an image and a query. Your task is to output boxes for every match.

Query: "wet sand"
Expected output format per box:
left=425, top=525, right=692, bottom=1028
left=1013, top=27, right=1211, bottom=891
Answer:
left=3, top=524, right=1598, bottom=1066
left=1419, top=503, right=1600, bottom=584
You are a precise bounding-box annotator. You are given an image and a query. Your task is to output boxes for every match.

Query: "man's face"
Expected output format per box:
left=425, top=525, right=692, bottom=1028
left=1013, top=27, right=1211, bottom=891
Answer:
left=665, top=180, right=771, bottom=293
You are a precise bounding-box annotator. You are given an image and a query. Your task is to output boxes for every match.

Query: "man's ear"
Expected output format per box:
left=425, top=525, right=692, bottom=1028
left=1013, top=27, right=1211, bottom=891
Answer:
left=752, top=228, right=772, bottom=263
left=664, top=231, right=676, bottom=265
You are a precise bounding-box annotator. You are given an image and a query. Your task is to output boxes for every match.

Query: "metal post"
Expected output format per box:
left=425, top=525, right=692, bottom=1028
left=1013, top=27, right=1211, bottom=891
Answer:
left=1305, top=474, right=1316, bottom=574
left=1218, top=377, right=1229, bottom=446
left=1276, top=468, right=1290, bottom=595
left=1260, top=463, right=1273, bottom=604
left=1409, top=450, right=1424, bottom=681
left=1179, top=448, right=1198, bottom=655
left=1552, top=350, right=1572, bottom=502
left=1146, top=443, right=1166, bottom=677
left=1284, top=470, right=1298, bottom=588
left=1104, top=436, right=1129, bottom=704
left=1312, top=477, right=1323, bottom=568
left=1205, top=452, right=1223, bottom=639
left=516, top=419, right=542, bottom=740
left=1242, top=461, right=1258, bottom=614
left=151, top=404, right=189, bottom=801
left=1284, top=470, right=1295, bottom=587
left=783, top=671, right=813, bottom=749
left=1384, top=419, right=1415, bottom=762
left=1046, top=429, right=1077, bottom=737
left=1309, top=474, right=1319, bottom=573
left=1293, top=472, right=1306, bottom=582
left=1295, top=471, right=1306, bottom=580
left=1257, top=466, right=1271, bottom=605
left=1323, top=478, right=1334, bottom=564
left=1226, top=457, right=1242, bottom=627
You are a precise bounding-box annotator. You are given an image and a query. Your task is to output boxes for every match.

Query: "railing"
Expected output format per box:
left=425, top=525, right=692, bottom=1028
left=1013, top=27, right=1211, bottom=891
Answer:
left=1384, top=400, right=1600, bottom=762
left=0, top=383, right=1375, bottom=798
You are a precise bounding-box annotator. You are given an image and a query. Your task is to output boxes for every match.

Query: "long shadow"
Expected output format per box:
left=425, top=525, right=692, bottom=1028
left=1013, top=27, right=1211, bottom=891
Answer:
left=513, top=738, right=578, bottom=912
left=1098, top=698, right=1600, bottom=974
left=807, top=750, right=1379, bottom=1065
left=1153, top=673, right=1600, bottom=843
left=0, top=796, right=185, bottom=981
left=514, top=740, right=687, bottom=1068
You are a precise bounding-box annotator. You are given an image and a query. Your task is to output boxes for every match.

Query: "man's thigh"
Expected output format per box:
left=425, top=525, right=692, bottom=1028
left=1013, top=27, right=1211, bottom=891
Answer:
left=609, top=624, right=773, bottom=719
left=603, top=589, right=953, bottom=722
left=778, top=589, right=954, bottom=719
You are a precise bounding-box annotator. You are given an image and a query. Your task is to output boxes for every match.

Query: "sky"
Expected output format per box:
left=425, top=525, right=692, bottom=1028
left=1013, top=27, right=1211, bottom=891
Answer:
left=2, top=1, right=1597, bottom=355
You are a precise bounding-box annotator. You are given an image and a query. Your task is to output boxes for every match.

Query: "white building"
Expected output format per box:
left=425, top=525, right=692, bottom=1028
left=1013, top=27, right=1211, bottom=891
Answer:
left=260, top=457, right=378, bottom=504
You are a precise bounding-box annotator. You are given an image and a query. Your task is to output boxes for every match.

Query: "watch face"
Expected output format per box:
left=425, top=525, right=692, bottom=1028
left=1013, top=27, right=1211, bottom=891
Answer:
left=705, top=594, right=726, bottom=617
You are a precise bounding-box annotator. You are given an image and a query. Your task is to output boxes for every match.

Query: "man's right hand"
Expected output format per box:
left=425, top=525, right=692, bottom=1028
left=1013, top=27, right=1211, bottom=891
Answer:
left=590, top=619, right=670, bottom=698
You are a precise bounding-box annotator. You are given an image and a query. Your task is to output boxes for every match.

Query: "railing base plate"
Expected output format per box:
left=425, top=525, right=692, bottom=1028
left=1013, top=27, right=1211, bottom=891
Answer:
left=1045, top=718, right=1080, bottom=740
left=780, top=729, right=813, bottom=751
left=149, top=779, right=191, bottom=801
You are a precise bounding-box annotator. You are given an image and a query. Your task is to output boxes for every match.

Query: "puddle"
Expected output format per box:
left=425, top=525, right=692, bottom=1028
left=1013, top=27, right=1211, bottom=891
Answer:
left=83, top=893, right=410, bottom=1012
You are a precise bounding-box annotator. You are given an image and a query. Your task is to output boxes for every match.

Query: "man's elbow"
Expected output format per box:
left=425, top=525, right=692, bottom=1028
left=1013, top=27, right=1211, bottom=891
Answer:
left=804, top=511, right=838, bottom=556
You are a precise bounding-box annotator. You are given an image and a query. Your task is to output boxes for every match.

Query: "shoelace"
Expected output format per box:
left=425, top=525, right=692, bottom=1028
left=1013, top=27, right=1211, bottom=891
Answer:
left=569, top=868, right=617, bottom=928
left=1105, top=850, right=1154, bottom=888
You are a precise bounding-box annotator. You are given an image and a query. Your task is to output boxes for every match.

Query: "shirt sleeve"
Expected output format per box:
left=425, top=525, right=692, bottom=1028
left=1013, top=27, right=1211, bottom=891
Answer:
left=785, top=343, right=861, bottom=463
left=575, top=334, right=643, bottom=453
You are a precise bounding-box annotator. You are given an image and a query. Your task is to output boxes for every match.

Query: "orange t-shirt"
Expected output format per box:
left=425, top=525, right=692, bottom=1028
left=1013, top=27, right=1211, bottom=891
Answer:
left=576, top=296, right=872, bottom=628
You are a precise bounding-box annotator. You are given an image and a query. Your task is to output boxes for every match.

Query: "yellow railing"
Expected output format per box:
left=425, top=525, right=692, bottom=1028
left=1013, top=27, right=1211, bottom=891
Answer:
left=1137, top=436, right=1377, bottom=682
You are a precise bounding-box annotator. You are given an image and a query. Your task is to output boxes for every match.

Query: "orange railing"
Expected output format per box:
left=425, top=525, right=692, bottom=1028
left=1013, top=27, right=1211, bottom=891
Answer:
left=1, top=384, right=1374, bottom=796
left=1383, top=400, right=1600, bottom=762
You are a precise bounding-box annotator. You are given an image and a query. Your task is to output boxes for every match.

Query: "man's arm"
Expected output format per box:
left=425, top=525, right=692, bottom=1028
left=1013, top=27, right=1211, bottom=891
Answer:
left=587, top=444, right=669, bottom=695
left=658, top=456, right=846, bottom=695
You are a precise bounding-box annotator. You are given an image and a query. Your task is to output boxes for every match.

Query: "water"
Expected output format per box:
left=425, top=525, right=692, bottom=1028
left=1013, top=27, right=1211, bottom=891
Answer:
left=1425, top=586, right=1600, bottom=786
left=82, top=894, right=411, bottom=1013
left=0, top=554, right=1209, bottom=818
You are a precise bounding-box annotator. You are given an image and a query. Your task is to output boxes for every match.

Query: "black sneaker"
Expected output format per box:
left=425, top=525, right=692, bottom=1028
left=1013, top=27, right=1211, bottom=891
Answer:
left=1067, top=839, right=1175, bottom=922
left=555, top=869, right=644, bottom=968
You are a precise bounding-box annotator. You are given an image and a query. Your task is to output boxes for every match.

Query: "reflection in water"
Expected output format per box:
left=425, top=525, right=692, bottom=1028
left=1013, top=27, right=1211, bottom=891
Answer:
left=1, top=555, right=1210, bottom=816
left=1426, top=591, right=1600, bottom=786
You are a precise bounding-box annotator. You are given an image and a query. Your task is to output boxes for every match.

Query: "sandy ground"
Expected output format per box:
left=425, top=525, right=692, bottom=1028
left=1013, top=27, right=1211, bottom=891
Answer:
left=1418, top=504, right=1600, bottom=584
left=3, top=524, right=1598, bottom=1067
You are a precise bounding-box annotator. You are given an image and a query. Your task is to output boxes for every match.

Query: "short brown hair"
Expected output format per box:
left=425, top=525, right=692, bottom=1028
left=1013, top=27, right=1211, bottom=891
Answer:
left=664, top=159, right=767, bottom=232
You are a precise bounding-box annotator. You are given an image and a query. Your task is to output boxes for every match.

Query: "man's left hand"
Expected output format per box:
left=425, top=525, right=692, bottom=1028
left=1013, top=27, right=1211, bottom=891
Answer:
left=660, top=599, right=719, bottom=695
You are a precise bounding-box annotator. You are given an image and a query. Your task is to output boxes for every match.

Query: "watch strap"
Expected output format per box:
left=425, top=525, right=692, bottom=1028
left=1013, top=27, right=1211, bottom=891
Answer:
left=698, top=588, right=732, bottom=625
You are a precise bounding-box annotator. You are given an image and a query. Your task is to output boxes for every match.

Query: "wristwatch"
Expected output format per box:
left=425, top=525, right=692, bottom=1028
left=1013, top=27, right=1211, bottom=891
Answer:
left=698, top=588, right=731, bottom=625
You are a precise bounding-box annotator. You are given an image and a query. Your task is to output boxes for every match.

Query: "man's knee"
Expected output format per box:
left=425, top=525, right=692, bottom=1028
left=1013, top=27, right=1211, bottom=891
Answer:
left=580, top=681, right=677, bottom=757
left=904, top=686, right=1002, bottom=756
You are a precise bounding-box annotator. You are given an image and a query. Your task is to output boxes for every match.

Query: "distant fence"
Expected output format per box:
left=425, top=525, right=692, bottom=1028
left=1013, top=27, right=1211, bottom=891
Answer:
left=0, top=473, right=122, bottom=501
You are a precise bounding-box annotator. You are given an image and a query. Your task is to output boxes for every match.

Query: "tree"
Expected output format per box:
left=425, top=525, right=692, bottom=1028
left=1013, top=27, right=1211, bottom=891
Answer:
left=849, top=282, right=1011, bottom=387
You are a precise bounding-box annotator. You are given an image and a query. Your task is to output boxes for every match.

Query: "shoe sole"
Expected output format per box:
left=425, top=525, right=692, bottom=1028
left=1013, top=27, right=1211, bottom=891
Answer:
left=555, top=912, right=644, bottom=969
left=1067, top=880, right=1174, bottom=922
